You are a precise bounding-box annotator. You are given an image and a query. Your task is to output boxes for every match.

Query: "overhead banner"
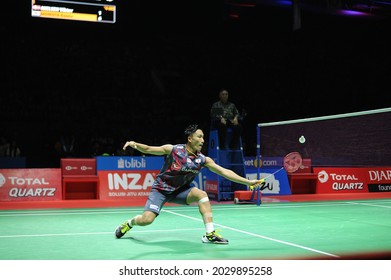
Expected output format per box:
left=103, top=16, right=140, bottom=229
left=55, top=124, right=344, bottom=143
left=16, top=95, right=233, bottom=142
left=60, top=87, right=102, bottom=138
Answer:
left=0, top=169, right=62, bottom=201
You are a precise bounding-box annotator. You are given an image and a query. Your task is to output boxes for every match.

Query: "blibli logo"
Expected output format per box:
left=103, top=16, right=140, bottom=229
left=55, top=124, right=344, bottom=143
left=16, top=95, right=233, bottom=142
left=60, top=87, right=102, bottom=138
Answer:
left=117, top=158, right=146, bottom=169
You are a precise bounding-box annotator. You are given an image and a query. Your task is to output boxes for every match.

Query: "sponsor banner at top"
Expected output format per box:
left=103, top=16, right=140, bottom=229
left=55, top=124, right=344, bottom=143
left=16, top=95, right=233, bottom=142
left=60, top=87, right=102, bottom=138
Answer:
left=96, top=156, right=164, bottom=171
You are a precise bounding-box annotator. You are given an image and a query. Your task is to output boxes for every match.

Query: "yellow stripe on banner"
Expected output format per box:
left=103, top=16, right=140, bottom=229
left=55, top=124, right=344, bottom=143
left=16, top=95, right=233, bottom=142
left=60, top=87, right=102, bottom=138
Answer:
left=40, top=11, right=97, bottom=22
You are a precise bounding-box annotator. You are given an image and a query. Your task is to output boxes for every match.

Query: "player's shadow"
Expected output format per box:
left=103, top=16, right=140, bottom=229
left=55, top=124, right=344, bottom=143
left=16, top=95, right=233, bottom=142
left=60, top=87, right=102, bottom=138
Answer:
left=119, top=235, right=229, bottom=259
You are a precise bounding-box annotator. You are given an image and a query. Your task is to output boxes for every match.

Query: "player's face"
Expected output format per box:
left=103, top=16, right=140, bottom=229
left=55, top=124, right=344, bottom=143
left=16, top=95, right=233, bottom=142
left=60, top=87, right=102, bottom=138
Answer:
left=189, top=129, right=204, bottom=152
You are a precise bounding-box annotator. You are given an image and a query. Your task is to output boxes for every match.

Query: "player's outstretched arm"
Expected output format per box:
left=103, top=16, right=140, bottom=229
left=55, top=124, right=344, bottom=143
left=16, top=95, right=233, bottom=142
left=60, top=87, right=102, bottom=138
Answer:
left=205, top=157, right=264, bottom=187
left=123, top=141, right=173, bottom=156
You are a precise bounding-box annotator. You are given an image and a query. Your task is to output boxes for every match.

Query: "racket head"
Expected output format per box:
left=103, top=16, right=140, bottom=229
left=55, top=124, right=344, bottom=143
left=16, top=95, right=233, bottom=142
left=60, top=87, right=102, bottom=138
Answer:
left=283, top=152, right=303, bottom=173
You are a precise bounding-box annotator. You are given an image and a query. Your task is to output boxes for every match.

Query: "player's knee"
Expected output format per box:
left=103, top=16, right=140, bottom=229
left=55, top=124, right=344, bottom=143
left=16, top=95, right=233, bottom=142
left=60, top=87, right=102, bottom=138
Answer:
left=187, top=188, right=209, bottom=204
left=193, top=188, right=208, bottom=200
left=199, top=189, right=208, bottom=198
left=198, top=195, right=209, bottom=205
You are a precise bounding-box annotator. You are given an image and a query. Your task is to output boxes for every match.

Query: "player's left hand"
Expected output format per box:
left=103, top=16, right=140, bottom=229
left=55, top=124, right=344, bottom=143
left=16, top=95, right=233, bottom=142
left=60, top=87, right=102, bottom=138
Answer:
left=123, top=141, right=137, bottom=150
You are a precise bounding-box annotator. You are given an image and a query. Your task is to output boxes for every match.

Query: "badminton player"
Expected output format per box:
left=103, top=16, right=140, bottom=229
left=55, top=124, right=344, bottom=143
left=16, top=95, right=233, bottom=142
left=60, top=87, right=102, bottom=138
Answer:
left=115, top=124, right=265, bottom=244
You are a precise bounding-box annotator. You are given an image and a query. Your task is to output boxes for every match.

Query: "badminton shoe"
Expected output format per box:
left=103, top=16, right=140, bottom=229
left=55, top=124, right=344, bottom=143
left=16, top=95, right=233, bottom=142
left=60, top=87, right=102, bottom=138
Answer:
left=115, top=221, right=132, bottom=238
left=201, top=230, right=229, bottom=244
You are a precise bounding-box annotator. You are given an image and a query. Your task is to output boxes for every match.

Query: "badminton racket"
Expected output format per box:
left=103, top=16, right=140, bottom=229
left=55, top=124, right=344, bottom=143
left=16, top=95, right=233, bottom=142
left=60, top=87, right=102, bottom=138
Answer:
left=249, top=151, right=303, bottom=190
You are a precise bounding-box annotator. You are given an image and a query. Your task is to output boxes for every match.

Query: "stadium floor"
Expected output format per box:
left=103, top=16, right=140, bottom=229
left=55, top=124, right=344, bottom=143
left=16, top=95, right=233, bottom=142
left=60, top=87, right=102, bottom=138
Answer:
left=1, top=197, right=390, bottom=260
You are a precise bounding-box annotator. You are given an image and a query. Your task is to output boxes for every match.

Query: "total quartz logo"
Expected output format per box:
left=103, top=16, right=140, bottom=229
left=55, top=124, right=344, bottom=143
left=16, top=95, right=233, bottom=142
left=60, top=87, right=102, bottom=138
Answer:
left=317, top=170, right=360, bottom=183
left=317, top=170, right=329, bottom=183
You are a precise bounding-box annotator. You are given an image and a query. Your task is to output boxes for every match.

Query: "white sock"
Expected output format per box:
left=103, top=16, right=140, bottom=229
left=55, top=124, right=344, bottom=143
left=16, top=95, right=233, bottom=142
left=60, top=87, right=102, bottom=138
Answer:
left=205, top=222, right=214, bottom=234
left=130, top=215, right=142, bottom=226
left=127, top=219, right=133, bottom=227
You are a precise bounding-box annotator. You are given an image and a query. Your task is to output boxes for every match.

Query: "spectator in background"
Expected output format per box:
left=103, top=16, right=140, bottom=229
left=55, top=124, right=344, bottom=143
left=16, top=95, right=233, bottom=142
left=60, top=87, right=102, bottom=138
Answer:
left=5, top=139, right=21, bottom=157
left=0, top=137, right=9, bottom=157
left=60, top=134, right=76, bottom=158
left=210, top=89, right=243, bottom=150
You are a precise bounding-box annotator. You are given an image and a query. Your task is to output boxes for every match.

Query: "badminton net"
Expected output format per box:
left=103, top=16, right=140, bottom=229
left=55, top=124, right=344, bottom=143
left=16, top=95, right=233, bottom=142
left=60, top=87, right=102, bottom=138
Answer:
left=256, top=107, right=391, bottom=167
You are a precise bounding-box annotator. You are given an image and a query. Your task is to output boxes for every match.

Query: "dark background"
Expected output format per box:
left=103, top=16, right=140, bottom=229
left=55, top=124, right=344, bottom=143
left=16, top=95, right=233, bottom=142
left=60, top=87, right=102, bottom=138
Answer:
left=2, top=1, right=391, bottom=167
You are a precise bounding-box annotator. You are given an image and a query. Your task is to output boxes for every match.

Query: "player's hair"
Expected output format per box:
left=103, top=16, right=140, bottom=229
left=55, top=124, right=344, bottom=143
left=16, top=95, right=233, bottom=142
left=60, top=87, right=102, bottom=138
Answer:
left=184, top=124, right=199, bottom=139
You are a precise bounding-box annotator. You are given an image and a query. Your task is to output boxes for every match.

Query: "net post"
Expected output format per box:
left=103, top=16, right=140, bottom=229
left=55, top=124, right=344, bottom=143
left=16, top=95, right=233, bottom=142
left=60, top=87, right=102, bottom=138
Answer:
left=256, top=124, right=261, bottom=206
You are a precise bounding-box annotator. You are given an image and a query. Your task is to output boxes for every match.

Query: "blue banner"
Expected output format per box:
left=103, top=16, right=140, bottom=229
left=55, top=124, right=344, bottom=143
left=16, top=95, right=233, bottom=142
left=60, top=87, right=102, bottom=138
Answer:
left=96, top=156, right=164, bottom=171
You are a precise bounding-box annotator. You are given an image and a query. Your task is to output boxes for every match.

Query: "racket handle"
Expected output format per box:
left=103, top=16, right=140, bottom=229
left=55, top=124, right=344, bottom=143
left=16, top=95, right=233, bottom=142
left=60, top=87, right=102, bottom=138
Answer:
left=249, top=178, right=265, bottom=190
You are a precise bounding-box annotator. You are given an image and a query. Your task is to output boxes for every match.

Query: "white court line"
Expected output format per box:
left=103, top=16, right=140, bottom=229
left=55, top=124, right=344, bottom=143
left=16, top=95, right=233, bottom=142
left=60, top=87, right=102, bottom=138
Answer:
left=0, top=209, right=142, bottom=217
left=1, top=199, right=390, bottom=217
left=162, top=209, right=341, bottom=259
left=0, top=228, right=204, bottom=239
left=345, top=201, right=391, bottom=208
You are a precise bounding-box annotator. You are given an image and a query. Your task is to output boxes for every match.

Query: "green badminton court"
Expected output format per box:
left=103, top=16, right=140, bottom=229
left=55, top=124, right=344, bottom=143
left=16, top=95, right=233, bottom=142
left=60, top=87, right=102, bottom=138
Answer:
left=0, top=198, right=390, bottom=260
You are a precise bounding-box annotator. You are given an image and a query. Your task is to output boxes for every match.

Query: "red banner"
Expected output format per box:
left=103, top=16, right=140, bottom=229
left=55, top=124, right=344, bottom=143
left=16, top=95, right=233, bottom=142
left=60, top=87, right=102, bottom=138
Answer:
left=0, top=169, right=62, bottom=201
left=61, top=158, right=96, bottom=176
left=313, top=167, right=368, bottom=194
left=98, top=170, right=159, bottom=200
left=205, top=180, right=218, bottom=194
left=313, top=167, right=391, bottom=194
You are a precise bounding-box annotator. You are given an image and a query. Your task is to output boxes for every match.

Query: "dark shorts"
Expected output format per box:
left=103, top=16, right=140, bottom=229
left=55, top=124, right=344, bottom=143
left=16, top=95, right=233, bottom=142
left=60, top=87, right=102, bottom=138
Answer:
left=144, top=186, right=194, bottom=215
